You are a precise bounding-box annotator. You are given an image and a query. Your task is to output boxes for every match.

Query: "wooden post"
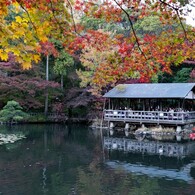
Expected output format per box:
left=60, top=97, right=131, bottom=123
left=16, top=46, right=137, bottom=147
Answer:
left=125, top=123, right=129, bottom=130
left=109, top=122, right=114, bottom=128
left=176, top=126, right=182, bottom=134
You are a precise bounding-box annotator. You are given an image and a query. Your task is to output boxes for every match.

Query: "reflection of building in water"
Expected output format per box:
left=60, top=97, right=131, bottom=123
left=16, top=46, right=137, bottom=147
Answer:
left=106, top=160, right=195, bottom=183
left=104, top=136, right=195, bottom=183
left=104, top=136, right=195, bottom=158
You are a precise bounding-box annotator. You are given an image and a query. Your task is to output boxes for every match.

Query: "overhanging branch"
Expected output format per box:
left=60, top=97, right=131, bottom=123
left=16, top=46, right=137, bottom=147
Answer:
left=16, top=0, right=38, bottom=38
left=159, top=0, right=188, bottom=40
left=113, top=0, right=147, bottom=60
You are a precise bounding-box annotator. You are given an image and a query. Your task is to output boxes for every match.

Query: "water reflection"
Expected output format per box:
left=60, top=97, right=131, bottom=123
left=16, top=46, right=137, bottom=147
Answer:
left=1, top=124, right=195, bottom=195
left=104, top=136, right=195, bottom=157
left=104, top=135, right=195, bottom=183
left=0, top=124, right=97, bottom=195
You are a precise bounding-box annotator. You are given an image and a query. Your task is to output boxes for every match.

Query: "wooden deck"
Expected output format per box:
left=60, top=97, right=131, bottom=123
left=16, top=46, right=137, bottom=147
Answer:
left=104, top=109, right=195, bottom=125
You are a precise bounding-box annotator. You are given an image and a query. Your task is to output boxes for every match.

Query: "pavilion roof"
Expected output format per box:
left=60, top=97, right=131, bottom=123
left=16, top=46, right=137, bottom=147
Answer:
left=103, top=83, right=195, bottom=99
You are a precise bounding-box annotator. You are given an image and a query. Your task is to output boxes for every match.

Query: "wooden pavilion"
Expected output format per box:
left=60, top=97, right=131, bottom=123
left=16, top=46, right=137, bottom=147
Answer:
left=103, top=83, right=195, bottom=128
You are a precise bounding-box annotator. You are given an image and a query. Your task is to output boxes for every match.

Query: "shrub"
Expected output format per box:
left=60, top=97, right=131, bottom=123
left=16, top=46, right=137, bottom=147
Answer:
left=0, top=100, right=28, bottom=123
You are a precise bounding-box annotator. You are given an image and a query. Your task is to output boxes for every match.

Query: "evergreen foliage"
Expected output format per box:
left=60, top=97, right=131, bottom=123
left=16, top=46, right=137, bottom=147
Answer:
left=0, top=100, right=28, bottom=123
left=173, top=68, right=192, bottom=83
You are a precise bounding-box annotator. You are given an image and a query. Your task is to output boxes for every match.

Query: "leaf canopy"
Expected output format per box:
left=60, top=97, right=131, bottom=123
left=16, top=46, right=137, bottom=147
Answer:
left=0, top=0, right=194, bottom=94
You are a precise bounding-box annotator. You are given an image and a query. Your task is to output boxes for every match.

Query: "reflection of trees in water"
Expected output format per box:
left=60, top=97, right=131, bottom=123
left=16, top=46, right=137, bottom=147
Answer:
left=0, top=124, right=193, bottom=195
left=76, top=168, right=102, bottom=195
left=0, top=124, right=95, bottom=195
left=75, top=165, right=160, bottom=195
left=130, top=175, right=159, bottom=195
left=50, top=172, right=74, bottom=195
left=74, top=134, right=161, bottom=195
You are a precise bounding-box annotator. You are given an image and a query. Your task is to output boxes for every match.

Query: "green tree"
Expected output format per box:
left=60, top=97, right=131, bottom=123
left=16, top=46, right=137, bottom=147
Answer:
left=54, top=51, right=74, bottom=90
left=173, top=67, right=192, bottom=82
left=81, top=15, right=127, bottom=35
left=134, top=15, right=164, bottom=36
left=0, top=100, right=28, bottom=123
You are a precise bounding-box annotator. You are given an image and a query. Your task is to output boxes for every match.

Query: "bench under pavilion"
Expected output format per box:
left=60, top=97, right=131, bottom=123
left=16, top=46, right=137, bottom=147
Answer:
left=103, top=83, right=195, bottom=130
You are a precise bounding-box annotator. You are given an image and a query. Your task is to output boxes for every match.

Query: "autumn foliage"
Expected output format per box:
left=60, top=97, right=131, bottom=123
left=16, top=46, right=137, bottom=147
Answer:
left=0, top=53, right=60, bottom=110
left=0, top=0, right=195, bottom=94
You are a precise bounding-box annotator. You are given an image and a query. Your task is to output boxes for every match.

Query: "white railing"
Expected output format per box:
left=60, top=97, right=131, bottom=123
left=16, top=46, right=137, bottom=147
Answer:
left=104, top=109, right=195, bottom=124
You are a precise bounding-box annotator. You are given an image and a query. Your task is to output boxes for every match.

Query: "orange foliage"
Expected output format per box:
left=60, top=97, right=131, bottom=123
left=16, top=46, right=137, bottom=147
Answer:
left=0, top=0, right=194, bottom=93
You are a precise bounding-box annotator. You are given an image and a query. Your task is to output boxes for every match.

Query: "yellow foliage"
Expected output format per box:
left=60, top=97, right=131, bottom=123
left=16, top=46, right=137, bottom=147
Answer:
left=15, top=16, right=23, bottom=23
left=33, top=54, right=40, bottom=63
left=0, top=2, right=8, bottom=16
left=0, top=50, right=8, bottom=61
left=12, top=49, right=20, bottom=57
left=0, top=0, right=73, bottom=69
left=22, top=62, right=32, bottom=70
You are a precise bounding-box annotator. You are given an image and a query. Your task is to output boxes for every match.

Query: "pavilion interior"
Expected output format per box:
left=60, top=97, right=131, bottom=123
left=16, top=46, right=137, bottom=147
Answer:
left=106, top=98, right=195, bottom=112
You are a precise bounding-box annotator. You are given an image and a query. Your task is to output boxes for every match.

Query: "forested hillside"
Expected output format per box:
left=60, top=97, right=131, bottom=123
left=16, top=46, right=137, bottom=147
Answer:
left=0, top=0, right=194, bottom=120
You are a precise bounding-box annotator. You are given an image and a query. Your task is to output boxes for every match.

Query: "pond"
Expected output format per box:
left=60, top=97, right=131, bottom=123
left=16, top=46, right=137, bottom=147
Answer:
left=0, top=124, right=195, bottom=195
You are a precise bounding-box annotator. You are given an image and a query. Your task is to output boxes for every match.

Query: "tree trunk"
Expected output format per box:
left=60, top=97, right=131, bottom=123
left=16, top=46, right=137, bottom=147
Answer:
left=44, top=92, right=48, bottom=115
left=45, top=55, right=49, bottom=115
left=46, top=55, right=49, bottom=81
left=61, top=74, right=64, bottom=90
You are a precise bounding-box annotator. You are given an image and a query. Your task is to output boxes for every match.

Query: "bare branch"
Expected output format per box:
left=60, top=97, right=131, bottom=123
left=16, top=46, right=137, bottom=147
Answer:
left=159, top=0, right=188, bottom=40
left=113, top=0, right=147, bottom=60
left=66, top=0, right=80, bottom=35
left=66, top=0, right=95, bottom=42
left=16, top=0, right=38, bottom=38
left=48, top=0, right=68, bottom=36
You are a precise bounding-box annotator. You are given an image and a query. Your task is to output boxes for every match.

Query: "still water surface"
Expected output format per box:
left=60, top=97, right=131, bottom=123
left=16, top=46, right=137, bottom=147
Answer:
left=0, top=124, right=195, bottom=195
